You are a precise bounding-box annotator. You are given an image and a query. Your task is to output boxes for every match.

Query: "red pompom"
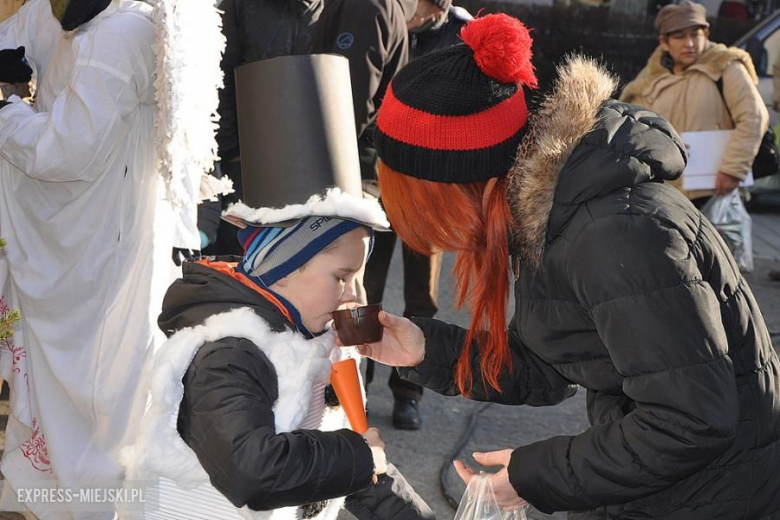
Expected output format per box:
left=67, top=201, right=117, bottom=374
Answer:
left=460, top=13, right=538, bottom=88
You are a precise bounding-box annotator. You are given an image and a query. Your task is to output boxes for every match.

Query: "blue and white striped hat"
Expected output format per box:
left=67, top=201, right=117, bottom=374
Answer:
left=225, top=188, right=388, bottom=286
left=237, top=216, right=369, bottom=287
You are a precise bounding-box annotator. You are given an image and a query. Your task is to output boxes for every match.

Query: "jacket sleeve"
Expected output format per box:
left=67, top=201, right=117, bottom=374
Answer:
left=508, top=215, right=739, bottom=513
left=215, top=0, right=241, bottom=162
left=397, top=318, right=576, bottom=406
left=0, top=20, right=154, bottom=182
left=719, top=60, right=769, bottom=180
left=182, top=339, right=375, bottom=510
left=346, top=462, right=436, bottom=520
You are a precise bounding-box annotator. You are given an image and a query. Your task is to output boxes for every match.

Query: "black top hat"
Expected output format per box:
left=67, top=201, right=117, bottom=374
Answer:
left=233, top=54, right=363, bottom=210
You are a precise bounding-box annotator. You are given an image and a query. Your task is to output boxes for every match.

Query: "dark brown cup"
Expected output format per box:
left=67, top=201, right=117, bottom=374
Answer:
left=332, top=304, right=384, bottom=345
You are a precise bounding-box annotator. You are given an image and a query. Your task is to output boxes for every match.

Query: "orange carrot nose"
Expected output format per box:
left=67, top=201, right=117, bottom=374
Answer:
left=330, top=358, right=368, bottom=434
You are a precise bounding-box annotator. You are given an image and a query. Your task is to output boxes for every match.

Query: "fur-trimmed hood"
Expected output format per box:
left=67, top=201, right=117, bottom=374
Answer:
left=508, top=56, right=687, bottom=268
left=620, top=42, right=758, bottom=103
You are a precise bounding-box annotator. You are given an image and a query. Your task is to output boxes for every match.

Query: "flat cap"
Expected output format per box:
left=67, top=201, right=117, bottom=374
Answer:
left=655, top=1, right=709, bottom=35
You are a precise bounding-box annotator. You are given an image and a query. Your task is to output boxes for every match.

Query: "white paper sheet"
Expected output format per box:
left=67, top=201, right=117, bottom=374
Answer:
left=680, top=130, right=754, bottom=190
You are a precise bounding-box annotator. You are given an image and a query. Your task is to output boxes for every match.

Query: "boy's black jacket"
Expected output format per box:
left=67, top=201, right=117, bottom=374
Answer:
left=158, top=260, right=434, bottom=519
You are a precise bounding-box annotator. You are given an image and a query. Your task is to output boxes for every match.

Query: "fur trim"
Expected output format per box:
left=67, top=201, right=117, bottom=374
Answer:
left=122, top=308, right=359, bottom=519
left=223, top=188, right=391, bottom=231
left=507, top=56, right=617, bottom=268
left=620, top=42, right=758, bottom=103
left=151, top=0, right=226, bottom=208
left=199, top=172, right=234, bottom=202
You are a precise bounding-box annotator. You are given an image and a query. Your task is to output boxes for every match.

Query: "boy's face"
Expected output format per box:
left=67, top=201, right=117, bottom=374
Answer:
left=271, top=227, right=371, bottom=334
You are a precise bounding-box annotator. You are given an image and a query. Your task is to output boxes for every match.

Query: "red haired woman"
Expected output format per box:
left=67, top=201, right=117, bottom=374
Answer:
left=351, top=13, right=780, bottom=520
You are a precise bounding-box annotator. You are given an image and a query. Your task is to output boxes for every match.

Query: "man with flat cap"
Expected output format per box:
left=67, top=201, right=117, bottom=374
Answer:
left=621, top=0, right=767, bottom=205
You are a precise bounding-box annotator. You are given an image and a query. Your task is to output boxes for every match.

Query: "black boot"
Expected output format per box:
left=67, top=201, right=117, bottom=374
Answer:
left=392, top=398, right=421, bottom=430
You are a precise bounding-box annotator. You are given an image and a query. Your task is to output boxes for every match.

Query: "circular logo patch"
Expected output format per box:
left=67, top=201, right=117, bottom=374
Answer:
left=336, top=32, right=355, bottom=50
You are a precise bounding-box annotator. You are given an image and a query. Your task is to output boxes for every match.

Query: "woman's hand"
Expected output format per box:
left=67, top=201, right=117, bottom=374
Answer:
left=338, top=311, right=425, bottom=367
left=715, top=172, right=740, bottom=195
left=454, top=449, right=527, bottom=510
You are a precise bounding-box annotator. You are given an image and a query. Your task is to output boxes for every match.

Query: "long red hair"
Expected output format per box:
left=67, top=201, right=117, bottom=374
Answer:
left=378, top=161, right=514, bottom=396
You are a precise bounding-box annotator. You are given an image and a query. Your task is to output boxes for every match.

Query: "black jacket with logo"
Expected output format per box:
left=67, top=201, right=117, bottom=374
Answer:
left=216, top=0, right=323, bottom=162
left=310, top=0, right=414, bottom=180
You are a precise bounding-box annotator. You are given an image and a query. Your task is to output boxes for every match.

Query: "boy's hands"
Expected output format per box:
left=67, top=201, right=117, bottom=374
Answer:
left=362, top=427, right=387, bottom=479
left=361, top=427, right=385, bottom=450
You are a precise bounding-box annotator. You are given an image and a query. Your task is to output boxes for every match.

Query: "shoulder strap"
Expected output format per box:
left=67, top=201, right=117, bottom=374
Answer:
left=715, top=77, right=734, bottom=123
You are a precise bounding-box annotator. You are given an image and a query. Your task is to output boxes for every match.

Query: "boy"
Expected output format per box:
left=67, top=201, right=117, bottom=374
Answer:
left=122, top=189, right=435, bottom=520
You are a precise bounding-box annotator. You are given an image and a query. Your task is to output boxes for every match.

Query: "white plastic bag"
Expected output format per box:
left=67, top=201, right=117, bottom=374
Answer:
left=701, top=190, right=754, bottom=272
left=453, top=475, right=528, bottom=520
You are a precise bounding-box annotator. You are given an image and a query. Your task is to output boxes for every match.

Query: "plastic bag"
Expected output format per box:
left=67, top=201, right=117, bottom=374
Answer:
left=701, top=190, right=753, bottom=272
left=453, top=475, right=528, bottom=520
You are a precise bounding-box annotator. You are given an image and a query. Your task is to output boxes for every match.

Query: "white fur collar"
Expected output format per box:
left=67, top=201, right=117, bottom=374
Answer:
left=121, top=307, right=358, bottom=520
left=222, top=188, right=390, bottom=231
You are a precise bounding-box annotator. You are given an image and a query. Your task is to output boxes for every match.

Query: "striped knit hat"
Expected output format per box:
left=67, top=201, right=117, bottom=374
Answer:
left=237, top=217, right=369, bottom=287
left=375, top=14, right=537, bottom=183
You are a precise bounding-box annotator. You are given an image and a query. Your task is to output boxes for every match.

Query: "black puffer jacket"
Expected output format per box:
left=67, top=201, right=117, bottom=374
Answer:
left=400, top=58, right=780, bottom=519
left=216, top=0, right=323, bottom=162
left=159, top=260, right=435, bottom=519
left=310, top=0, right=413, bottom=180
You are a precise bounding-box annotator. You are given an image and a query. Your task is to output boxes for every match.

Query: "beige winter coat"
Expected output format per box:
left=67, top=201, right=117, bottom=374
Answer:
left=621, top=42, right=768, bottom=199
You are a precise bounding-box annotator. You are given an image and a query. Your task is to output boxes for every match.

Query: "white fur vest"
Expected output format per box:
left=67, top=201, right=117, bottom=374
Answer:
left=120, top=307, right=360, bottom=520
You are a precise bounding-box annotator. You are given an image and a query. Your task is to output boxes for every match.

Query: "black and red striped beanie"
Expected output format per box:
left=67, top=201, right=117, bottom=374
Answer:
left=376, top=14, right=537, bottom=183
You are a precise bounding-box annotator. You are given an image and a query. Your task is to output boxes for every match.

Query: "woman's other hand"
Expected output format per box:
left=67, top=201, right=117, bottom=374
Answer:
left=454, top=449, right=528, bottom=510
left=715, top=172, right=740, bottom=195
left=338, top=311, right=425, bottom=367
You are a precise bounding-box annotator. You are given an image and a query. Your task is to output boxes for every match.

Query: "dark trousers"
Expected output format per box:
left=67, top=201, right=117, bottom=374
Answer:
left=203, top=160, right=244, bottom=256
left=363, top=229, right=442, bottom=401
